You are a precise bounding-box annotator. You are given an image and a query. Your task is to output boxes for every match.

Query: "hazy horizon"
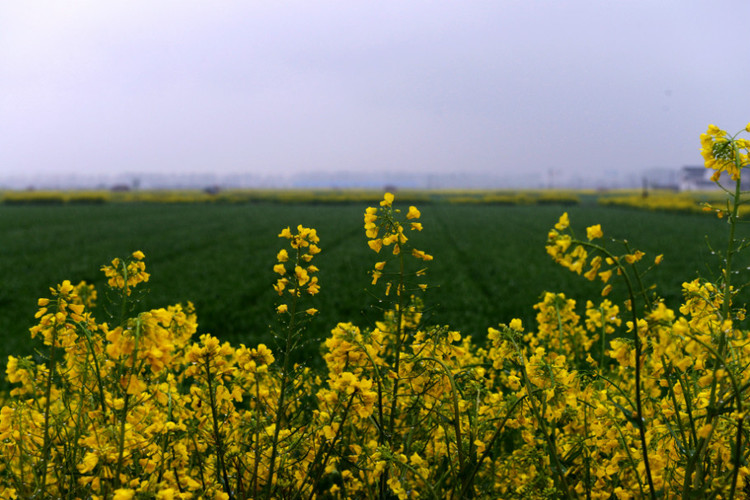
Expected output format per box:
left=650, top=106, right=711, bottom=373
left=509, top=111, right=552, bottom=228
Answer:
left=2, top=1, right=749, bottom=185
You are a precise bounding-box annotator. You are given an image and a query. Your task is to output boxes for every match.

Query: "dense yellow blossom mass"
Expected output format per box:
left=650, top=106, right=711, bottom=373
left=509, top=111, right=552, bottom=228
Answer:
left=2, top=124, right=750, bottom=498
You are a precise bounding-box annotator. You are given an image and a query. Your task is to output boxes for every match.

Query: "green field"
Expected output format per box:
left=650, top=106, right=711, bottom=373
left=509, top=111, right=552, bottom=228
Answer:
left=2, top=201, right=747, bottom=372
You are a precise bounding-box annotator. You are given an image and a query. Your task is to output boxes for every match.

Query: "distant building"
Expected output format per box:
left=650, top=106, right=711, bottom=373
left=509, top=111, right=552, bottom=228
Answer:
left=110, top=183, right=132, bottom=192
left=679, top=166, right=715, bottom=191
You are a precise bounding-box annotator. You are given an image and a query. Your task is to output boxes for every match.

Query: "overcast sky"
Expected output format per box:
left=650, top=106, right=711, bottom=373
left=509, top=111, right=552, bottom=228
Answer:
left=1, top=1, right=749, bottom=185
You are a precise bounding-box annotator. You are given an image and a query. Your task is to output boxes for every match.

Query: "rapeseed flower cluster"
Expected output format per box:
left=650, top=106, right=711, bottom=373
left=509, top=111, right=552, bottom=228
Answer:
left=101, top=251, right=150, bottom=296
left=273, top=224, right=320, bottom=306
left=538, top=210, right=750, bottom=498
left=364, top=192, right=431, bottom=295
left=700, top=123, right=750, bottom=181
left=546, top=213, right=655, bottom=299
left=3, top=127, right=750, bottom=499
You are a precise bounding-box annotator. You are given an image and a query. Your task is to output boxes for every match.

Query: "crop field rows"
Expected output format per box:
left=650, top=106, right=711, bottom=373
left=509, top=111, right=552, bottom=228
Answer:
left=1, top=201, right=746, bottom=369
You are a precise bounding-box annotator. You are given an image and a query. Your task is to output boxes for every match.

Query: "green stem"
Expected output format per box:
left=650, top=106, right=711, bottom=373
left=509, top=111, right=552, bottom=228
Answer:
left=521, top=371, right=573, bottom=499
left=620, top=263, right=657, bottom=500
left=205, top=351, right=232, bottom=497
left=381, top=251, right=406, bottom=499
left=80, top=325, right=108, bottom=416
left=685, top=170, right=743, bottom=497
left=39, top=325, right=58, bottom=498
left=253, top=381, right=262, bottom=497
left=352, top=337, right=386, bottom=445
left=300, top=393, right=356, bottom=500
left=507, top=334, right=573, bottom=500
left=67, top=351, right=92, bottom=496
left=660, top=358, right=690, bottom=459
left=583, top=401, right=592, bottom=500
left=388, top=251, right=406, bottom=441
left=205, top=356, right=232, bottom=498
left=418, top=357, right=465, bottom=473
left=113, top=317, right=142, bottom=491
left=457, top=395, right=526, bottom=499
left=553, top=299, right=567, bottom=355
left=266, top=249, right=302, bottom=498
left=598, top=305, right=609, bottom=373
left=569, top=240, right=657, bottom=498
left=680, top=330, right=744, bottom=499
left=394, top=458, right=441, bottom=500
left=729, top=416, right=743, bottom=500
left=719, top=176, right=741, bottom=355
left=119, top=258, right=130, bottom=326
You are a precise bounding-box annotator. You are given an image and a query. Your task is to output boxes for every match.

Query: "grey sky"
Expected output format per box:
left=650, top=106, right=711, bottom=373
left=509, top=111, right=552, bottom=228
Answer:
left=1, top=1, right=749, bottom=185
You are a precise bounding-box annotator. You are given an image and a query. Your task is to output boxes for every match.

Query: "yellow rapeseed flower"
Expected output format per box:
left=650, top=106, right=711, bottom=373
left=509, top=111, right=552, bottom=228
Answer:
left=156, top=489, right=176, bottom=500
left=411, top=248, right=433, bottom=261
left=586, top=224, right=603, bottom=240
left=273, top=278, right=288, bottom=295
left=77, top=451, right=99, bottom=474
left=368, top=239, right=383, bottom=253
left=307, top=276, right=320, bottom=295
left=380, top=192, right=394, bottom=207
left=555, top=212, right=570, bottom=230
left=294, top=265, right=309, bottom=285
left=625, top=250, right=645, bottom=264
left=697, top=423, right=713, bottom=439
left=113, top=489, right=135, bottom=500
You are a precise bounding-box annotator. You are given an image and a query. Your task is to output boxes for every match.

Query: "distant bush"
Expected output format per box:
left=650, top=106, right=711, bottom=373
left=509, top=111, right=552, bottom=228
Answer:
left=68, top=192, right=109, bottom=204
left=536, top=192, right=580, bottom=205
left=597, top=193, right=702, bottom=214
left=1, top=191, right=66, bottom=205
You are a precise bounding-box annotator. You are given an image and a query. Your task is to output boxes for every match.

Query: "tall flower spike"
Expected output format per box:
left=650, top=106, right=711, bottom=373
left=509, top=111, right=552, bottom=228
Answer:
left=364, top=193, right=432, bottom=292
left=100, top=251, right=150, bottom=296
left=547, top=213, right=618, bottom=296
left=274, top=225, right=321, bottom=309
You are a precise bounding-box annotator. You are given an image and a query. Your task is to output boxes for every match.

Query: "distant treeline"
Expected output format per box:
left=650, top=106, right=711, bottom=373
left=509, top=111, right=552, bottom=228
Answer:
left=0, top=188, right=732, bottom=215
left=0, top=189, right=582, bottom=206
